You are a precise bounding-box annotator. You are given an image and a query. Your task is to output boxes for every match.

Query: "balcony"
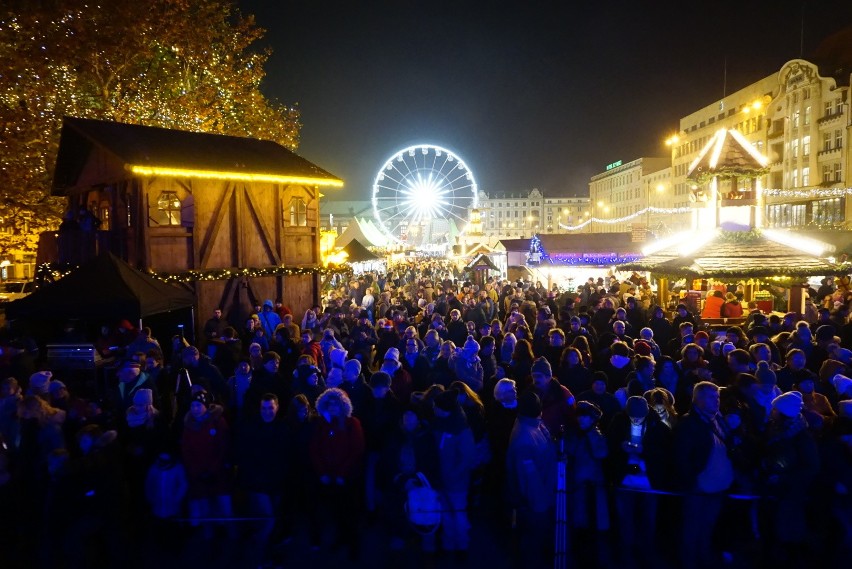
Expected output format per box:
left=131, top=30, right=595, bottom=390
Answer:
left=767, top=128, right=784, bottom=139
left=818, top=146, right=841, bottom=158
left=818, top=112, right=843, bottom=125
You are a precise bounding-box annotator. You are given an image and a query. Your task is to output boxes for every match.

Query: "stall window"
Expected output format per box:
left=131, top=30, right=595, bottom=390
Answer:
left=152, top=190, right=181, bottom=226
left=288, top=197, right=307, bottom=226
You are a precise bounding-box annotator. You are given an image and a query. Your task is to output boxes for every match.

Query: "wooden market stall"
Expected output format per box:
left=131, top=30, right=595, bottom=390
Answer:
left=43, top=117, right=343, bottom=331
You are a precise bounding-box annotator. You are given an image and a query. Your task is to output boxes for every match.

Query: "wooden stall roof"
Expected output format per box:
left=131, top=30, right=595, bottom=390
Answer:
left=465, top=253, right=500, bottom=271
left=621, top=230, right=846, bottom=279
left=53, top=116, right=342, bottom=193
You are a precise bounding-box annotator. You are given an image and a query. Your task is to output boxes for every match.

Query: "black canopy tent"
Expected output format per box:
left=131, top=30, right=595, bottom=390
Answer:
left=6, top=252, right=195, bottom=322
left=342, top=239, right=379, bottom=263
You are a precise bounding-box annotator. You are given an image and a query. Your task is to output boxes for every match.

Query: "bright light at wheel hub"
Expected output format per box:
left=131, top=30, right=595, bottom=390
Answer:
left=403, top=173, right=447, bottom=221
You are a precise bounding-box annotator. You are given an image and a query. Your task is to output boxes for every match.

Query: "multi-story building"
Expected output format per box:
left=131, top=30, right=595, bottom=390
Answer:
left=588, top=157, right=671, bottom=234
left=587, top=55, right=850, bottom=238
left=762, top=59, right=849, bottom=229
left=471, top=188, right=590, bottom=246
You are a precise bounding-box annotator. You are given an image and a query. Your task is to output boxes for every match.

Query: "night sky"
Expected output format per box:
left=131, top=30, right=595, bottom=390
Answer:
left=241, top=0, right=852, bottom=200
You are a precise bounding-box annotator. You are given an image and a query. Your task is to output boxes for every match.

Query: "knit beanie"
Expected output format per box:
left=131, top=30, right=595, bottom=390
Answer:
left=463, top=336, right=480, bottom=355
left=832, top=374, right=852, bottom=397
left=28, top=371, right=52, bottom=395
left=838, top=400, right=852, bottom=419
left=755, top=361, right=777, bottom=386
left=772, top=391, right=804, bottom=418
left=531, top=357, right=552, bottom=377
left=626, top=396, right=649, bottom=419
left=133, top=388, right=154, bottom=407
left=820, top=359, right=846, bottom=382
left=633, top=341, right=652, bottom=358
left=48, top=380, right=67, bottom=396
left=518, top=390, right=542, bottom=418
left=576, top=400, right=602, bottom=422
left=369, top=371, right=392, bottom=389
left=384, top=347, right=400, bottom=362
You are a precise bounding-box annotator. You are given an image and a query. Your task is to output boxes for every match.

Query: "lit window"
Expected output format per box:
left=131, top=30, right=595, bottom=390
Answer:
left=288, top=197, right=307, bottom=226
left=155, top=190, right=181, bottom=226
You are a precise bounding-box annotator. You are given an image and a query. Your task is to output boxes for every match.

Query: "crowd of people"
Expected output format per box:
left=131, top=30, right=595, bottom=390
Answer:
left=0, top=268, right=851, bottom=569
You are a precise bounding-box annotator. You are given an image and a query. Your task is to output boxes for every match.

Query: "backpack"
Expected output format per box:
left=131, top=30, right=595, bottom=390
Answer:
left=405, top=472, right=442, bottom=534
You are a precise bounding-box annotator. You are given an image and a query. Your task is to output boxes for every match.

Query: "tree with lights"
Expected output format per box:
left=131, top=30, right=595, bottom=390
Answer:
left=0, top=0, right=300, bottom=258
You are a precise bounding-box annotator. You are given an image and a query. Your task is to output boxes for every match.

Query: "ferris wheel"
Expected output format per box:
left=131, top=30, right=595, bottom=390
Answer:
left=372, top=144, right=478, bottom=248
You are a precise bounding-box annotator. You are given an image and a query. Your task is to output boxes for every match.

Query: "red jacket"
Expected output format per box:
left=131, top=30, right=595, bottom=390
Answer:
left=181, top=405, right=231, bottom=499
left=309, top=415, right=365, bottom=479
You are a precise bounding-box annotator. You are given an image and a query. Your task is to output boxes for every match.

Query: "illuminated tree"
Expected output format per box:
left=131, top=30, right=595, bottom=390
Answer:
left=0, top=0, right=301, bottom=257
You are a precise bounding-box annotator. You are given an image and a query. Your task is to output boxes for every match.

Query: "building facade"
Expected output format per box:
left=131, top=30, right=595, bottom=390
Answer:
left=587, top=56, right=850, bottom=237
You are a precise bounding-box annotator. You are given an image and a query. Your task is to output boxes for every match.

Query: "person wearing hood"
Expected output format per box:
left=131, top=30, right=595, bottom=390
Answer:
left=506, top=391, right=557, bottom=569
left=257, top=299, right=282, bottom=340
left=762, top=391, right=820, bottom=566
left=429, top=388, right=476, bottom=561
left=309, top=388, right=365, bottom=560
left=225, top=359, right=253, bottom=425
left=450, top=336, right=484, bottom=394
left=180, top=390, right=232, bottom=535
left=291, top=355, right=326, bottom=405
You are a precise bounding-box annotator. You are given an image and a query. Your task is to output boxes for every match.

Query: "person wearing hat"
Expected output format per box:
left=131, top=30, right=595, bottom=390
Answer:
left=181, top=390, right=233, bottom=535
left=506, top=390, right=557, bottom=569
left=376, top=346, right=413, bottom=404
left=180, top=345, right=227, bottom=403
left=606, top=395, right=674, bottom=564
left=429, top=388, right=475, bottom=560
left=763, top=391, right=820, bottom=561
left=526, top=356, right=576, bottom=437
left=449, top=336, right=484, bottom=394
left=108, top=359, right=158, bottom=426
left=27, top=370, right=53, bottom=398
left=564, top=401, right=610, bottom=543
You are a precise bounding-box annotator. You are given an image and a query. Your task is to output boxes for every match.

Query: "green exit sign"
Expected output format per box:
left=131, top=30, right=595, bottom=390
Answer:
left=606, top=160, right=622, bottom=171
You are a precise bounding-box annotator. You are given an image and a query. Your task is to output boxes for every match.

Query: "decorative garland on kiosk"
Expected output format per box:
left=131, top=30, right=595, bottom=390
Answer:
left=36, top=262, right=353, bottom=285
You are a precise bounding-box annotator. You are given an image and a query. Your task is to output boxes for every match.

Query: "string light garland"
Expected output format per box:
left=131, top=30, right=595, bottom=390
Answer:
left=36, top=262, right=353, bottom=286
left=526, top=233, right=641, bottom=267
left=762, top=187, right=852, bottom=198
left=558, top=206, right=692, bottom=231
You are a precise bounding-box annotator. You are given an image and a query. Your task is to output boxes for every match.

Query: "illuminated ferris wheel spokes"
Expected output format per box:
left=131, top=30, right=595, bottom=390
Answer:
left=372, top=144, right=478, bottom=246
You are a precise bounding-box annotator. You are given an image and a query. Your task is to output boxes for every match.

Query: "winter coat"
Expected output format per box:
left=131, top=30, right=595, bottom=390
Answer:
left=181, top=404, right=231, bottom=499
left=506, top=415, right=558, bottom=513
left=310, top=402, right=365, bottom=480
left=606, top=410, right=674, bottom=489
left=431, top=411, right=475, bottom=492
left=237, top=417, right=289, bottom=495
